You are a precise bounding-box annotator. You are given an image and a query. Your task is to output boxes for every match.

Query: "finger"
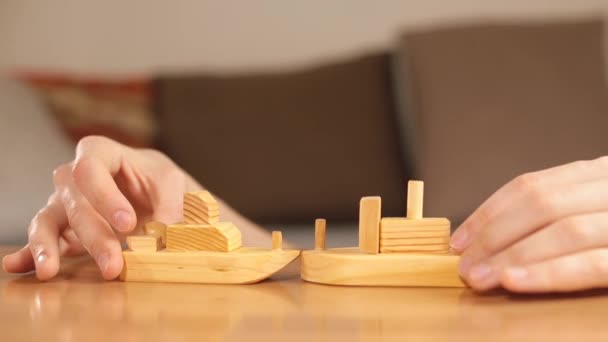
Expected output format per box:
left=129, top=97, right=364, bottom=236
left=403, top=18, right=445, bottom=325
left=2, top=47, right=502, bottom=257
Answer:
left=26, top=195, right=68, bottom=280
left=56, top=165, right=123, bottom=280
left=149, top=167, right=185, bottom=224
left=500, top=249, right=608, bottom=293
left=72, top=136, right=136, bottom=233
left=461, top=178, right=608, bottom=273
left=3, top=193, right=68, bottom=280
left=464, top=212, right=608, bottom=291
left=2, top=246, right=34, bottom=274
left=451, top=156, right=608, bottom=251
left=59, top=228, right=87, bottom=257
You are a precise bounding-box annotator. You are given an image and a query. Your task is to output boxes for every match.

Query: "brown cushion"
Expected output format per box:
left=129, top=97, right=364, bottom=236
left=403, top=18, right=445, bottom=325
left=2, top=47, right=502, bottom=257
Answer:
left=394, top=19, right=608, bottom=224
left=154, top=53, right=407, bottom=223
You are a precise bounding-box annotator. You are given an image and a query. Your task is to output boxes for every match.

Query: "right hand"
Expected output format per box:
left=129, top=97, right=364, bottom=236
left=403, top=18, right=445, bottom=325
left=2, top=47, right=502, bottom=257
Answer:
left=2, top=136, right=193, bottom=280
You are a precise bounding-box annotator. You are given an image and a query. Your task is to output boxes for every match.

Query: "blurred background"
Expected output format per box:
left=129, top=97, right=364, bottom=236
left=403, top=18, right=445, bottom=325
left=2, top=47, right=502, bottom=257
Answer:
left=1, top=0, right=607, bottom=247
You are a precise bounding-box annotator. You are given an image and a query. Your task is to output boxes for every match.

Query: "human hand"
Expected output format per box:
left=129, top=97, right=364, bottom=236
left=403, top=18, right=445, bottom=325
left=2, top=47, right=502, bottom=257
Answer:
left=2, top=136, right=191, bottom=280
left=450, top=156, right=608, bottom=293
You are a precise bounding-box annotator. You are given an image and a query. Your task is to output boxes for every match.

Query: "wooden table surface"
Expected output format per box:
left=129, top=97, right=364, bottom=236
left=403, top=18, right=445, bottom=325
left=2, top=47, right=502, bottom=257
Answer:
left=2, top=246, right=608, bottom=341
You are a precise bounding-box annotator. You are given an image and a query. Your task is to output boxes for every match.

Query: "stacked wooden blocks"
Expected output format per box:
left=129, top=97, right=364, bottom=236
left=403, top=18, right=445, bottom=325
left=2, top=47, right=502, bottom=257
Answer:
left=126, top=191, right=242, bottom=253
left=359, top=180, right=451, bottom=255
left=379, top=218, right=450, bottom=253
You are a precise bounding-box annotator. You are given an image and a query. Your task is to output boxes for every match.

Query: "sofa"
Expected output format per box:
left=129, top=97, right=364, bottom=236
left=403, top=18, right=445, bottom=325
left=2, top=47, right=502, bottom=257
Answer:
left=2, top=18, right=607, bottom=246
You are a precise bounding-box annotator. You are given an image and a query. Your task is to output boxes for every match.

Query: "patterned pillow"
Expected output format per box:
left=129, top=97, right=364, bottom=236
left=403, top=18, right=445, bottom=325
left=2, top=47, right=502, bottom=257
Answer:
left=18, top=71, right=156, bottom=147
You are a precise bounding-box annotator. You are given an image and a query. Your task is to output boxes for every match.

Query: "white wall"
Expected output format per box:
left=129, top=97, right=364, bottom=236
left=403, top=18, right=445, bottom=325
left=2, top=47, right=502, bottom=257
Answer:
left=0, top=0, right=606, bottom=75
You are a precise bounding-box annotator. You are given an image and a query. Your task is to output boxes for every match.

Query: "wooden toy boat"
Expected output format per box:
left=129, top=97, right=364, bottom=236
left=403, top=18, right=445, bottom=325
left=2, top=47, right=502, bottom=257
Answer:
left=300, top=181, right=466, bottom=287
left=120, top=192, right=300, bottom=284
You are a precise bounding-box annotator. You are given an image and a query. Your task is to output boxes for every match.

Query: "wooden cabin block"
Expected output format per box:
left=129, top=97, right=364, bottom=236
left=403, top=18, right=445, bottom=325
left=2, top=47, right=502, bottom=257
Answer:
left=144, top=221, right=167, bottom=245
left=314, top=219, right=326, bottom=250
left=183, top=191, right=221, bottom=224
left=379, top=218, right=450, bottom=253
left=127, top=235, right=161, bottom=252
left=359, top=197, right=381, bottom=254
left=272, top=231, right=283, bottom=250
left=166, top=222, right=242, bottom=252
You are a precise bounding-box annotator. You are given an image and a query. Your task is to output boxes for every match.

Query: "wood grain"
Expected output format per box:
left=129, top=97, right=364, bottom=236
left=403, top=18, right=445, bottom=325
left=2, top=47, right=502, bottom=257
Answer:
left=183, top=207, right=220, bottom=225
left=166, top=222, right=242, bottom=252
left=301, top=247, right=464, bottom=287
left=4, top=245, right=608, bottom=340
left=380, top=230, right=450, bottom=239
left=379, top=236, right=450, bottom=246
left=183, top=201, right=220, bottom=216
left=358, top=197, right=381, bottom=254
left=183, top=191, right=220, bottom=224
left=120, top=247, right=300, bottom=284
left=380, top=217, right=451, bottom=230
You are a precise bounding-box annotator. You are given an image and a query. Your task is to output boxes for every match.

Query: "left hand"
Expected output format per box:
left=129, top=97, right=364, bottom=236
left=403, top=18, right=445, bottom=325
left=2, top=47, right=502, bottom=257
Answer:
left=450, top=156, right=608, bottom=293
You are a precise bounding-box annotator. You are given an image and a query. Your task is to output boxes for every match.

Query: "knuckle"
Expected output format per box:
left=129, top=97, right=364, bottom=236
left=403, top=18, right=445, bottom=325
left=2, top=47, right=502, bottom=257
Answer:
left=470, top=204, right=497, bottom=229
left=595, top=155, right=608, bottom=168
left=501, top=244, right=530, bottom=265
left=46, top=192, right=60, bottom=206
left=75, top=135, right=107, bottom=155
left=513, top=172, right=541, bottom=193
left=27, top=211, right=45, bottom=239
left=560, top=217, right=592, bottom=243
left=514, top=172, right=549, bottom=209
left=87, top=239, right=114, bottom=259
left=588, top=250, right=608, bottom=275
left=64, top=198, right=82, bottom=225
left=52, top=163, right=72, bottom=186
left=527, top=185, right=557, bottom=216
left=474, top=206, right=493, bottom=225
left=27, top=206, right=54, bottom=241
left=71, top=156, right=94, bottom=183
left=479, top=232, right=501, bottom=255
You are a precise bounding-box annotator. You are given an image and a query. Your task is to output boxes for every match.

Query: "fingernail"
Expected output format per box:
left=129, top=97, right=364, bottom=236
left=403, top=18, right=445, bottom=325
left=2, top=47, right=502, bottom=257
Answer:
left=505, top=267, right=528, bottom=283
left=450, top=227, right=469, bottom=251
left=459, top=256, right=472, bottom=277
left=112, top=210, right=132, bottom=232
left=469, top=263, right=493, bottom=283
left=97, top=254, right=110, bottom=274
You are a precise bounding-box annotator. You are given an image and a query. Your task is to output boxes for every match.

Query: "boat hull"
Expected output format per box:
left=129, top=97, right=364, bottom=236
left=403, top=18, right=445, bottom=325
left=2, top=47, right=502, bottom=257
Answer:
left=301, top=247, right=465, bottom=287
left=121, top=247, right=300, bottom=284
